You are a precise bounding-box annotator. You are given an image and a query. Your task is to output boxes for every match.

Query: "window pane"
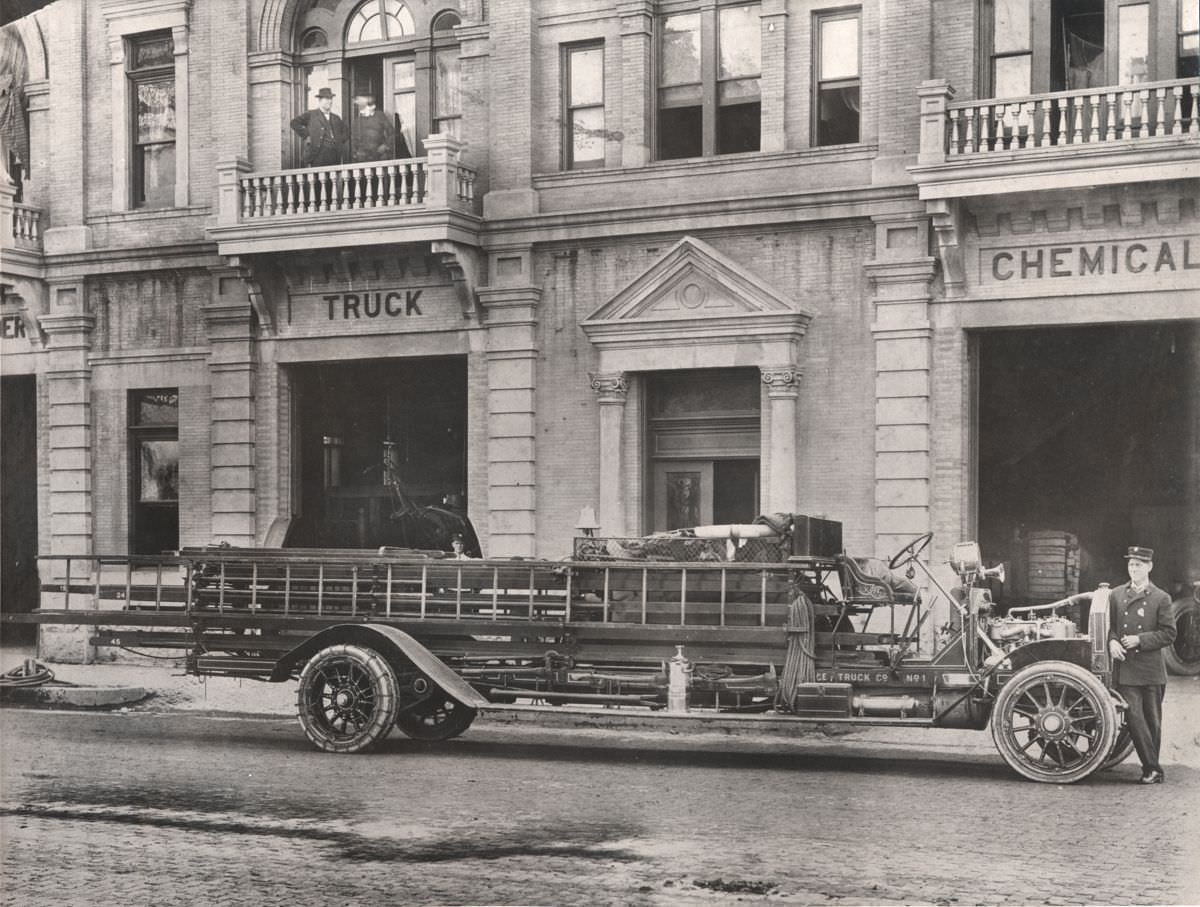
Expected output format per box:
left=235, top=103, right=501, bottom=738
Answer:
left=993, top=54, right=1031, bottom=97
left=354, top=12, right=383, bottom=42
left=138, top=143, right=176, bottom=208
left=305, top=64, right=330, bottom=110
left=658, top=104, right=702, bottom=159
left=661, top=14, right=701, bottom=86
left=569, top=46, right=604, bottom=106
left=136, top=80, right=176, bottom=143
left=1119, top=3, right=1150, bottom=84
left=434, top=50, right=461, bottom=118
left=1183, top=0, right=1199, bottom=33
left=719, top=77, right=761, bottom=102
left=572, top=106, right=605, bottom=165
left=392, top=90, right=415, bottom=155
left=993, top=0, right=1031, bottom=53
left=139, top=440, right=179, bottom=502
left=392, top=59, right=415, bottom=91
left=135, top=391, right=179, bottom=425
left=1064, top=13, right=1105, bottom=89
left=816, top=85, right=860, bottom=146
left=717, top=100, right=760, bottom=153
left=131, top=34, right=173, bottom=69
left=719, top=4, right=761, bottom=79
left=820, top=17, right=859, bottom=80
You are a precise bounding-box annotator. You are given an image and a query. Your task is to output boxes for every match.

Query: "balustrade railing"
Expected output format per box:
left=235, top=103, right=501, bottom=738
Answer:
left=10, top=201, right=42, bottom=249
left=945, top=78, right=1198, bottom=156
left=240, top=158, right=428, bottom=219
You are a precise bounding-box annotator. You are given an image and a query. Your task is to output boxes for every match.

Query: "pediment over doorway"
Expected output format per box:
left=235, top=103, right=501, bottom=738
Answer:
left=581, top=236, right=814, bottom=370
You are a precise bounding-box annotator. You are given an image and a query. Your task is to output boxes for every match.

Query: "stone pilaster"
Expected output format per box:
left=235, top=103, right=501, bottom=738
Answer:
left=589, top=372, right=629, bottom=536
left=866, top=215, right=937, bottom=559
left=761, top=365, right=801, bottom=513
left=203, top=283, right=257, bottom=546
left=479, top=279, right=540, bottom=557
left=38, top=291, right=95, bottom=663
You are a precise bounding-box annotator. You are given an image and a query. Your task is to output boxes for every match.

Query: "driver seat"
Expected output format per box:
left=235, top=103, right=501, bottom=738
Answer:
left=838, top=555, right=918, bottom=604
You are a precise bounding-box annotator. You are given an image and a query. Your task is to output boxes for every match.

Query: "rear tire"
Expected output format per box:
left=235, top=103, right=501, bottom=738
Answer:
left=1164, top=594, right=1200, bottom=676
left=297, top=644, right=399, bottom=753
left=991, top=660, right=1117, bottom=784
left=395, top=690, right=477, bottom=741
left=1102, top=689, right=1136, bottom=770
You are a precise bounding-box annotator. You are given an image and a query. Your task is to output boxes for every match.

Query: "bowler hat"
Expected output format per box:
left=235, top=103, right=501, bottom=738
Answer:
left=315, top=87, right=334, bottom=99
left=1125, top=545, right=1154, bottom=562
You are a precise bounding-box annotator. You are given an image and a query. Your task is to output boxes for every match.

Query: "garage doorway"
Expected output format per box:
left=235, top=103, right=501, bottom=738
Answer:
left=976, top=322, right=1195, bottom=604
left=287, top=357, right=468, bottom=548
left=2, top=375, right=38, bottom=642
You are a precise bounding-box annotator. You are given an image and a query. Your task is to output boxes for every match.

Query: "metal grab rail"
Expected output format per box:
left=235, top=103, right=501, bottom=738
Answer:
left=34, top=552, right=828, bottom=629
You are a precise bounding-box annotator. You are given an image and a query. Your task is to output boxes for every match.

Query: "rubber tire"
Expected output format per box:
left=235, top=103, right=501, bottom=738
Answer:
left=1164, top=595, right=1200, bottom=676
left=296, top=644, right=399, bottom=753
left=991, top=660, right=1118, bottom=784
left=395, top=690, right=477, bottom=741
left=1101, top=688, right=1136, bottom=770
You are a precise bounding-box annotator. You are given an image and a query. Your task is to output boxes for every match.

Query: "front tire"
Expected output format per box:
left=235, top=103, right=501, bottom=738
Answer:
left=991, top=661, right=1118, bottom=784
left=297, top=644, right=399, bottom=753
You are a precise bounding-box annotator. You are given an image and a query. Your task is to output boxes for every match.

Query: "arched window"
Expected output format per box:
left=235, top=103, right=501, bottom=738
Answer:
left=431, top=10, right=461, bottom=32
left=346, top=0, right=415, bottom=45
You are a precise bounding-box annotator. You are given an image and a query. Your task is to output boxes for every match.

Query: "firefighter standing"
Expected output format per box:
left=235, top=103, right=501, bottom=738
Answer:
left=1107, top=546, right=1176, bottom=784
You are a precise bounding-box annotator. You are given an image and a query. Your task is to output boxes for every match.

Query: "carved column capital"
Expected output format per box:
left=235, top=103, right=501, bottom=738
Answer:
left=760, top=365, right=802, bottom=397
left=589, top=372, right=629, bottom=403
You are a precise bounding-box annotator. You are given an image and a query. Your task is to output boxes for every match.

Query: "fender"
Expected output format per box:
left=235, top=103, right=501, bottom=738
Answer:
left=1002, top=637, right=1092, bottom=672
left=269, top=623, right=489, bottom=708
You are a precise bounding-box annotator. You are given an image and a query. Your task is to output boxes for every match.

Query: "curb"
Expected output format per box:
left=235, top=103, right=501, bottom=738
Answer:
left=0, top=684, right=150, bottom=710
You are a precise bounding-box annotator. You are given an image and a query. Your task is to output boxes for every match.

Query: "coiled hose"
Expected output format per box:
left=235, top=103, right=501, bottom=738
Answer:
left=776, top=591, right=816, bottom=712
left=0, top=660, right=55, bottom=688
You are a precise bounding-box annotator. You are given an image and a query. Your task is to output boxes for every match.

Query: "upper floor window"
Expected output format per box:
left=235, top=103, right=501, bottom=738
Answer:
left=347, top=0, right=415, bottom=44
left=814, top=10, right=861, bottom=146
left=563, top=42, right=605, bottom=169
left=1181, top=0, right=1199, bottom=74
left=982, top=0, right=1196, bottom=96
left=657, top=3, right=761, bottom=160
left=128, top=31, right=176, bottom=209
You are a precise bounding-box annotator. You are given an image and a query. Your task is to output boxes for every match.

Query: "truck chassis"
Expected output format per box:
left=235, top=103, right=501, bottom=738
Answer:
left=6, top=528, right=1132, bottom=784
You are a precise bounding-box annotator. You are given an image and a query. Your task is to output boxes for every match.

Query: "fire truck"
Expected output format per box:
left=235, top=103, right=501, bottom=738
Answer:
left=10, top=517, right=1135, bottom=784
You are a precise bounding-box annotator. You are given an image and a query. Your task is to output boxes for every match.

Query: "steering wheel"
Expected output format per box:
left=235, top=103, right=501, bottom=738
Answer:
left=888, top=532, right=933, bottom=570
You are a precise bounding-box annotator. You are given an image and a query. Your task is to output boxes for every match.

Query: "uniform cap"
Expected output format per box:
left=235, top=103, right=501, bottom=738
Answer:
left=1125, top=546, right=1154, bottom=562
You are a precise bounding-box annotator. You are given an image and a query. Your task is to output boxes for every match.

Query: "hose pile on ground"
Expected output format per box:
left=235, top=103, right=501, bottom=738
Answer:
left=776, top=591, right=816, bottom=712
left=0, top=661, right=55, bottom=688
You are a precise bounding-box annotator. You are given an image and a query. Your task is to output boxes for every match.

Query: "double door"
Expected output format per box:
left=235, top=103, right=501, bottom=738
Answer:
left=348, top=55, right=420, bottom=159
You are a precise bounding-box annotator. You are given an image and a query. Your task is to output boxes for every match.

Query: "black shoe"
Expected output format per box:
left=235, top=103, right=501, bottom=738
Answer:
left=1139, top=770, right=1165, bottom=784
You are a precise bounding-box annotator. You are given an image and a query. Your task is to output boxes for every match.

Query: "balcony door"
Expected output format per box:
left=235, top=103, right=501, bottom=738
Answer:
left=348, top=54, right=419, bottom=159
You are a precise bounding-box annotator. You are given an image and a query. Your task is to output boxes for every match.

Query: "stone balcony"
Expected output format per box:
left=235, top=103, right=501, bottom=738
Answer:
left=910, top=77, right=1200, bottom=200
left=207, top=135, right=482, bottom=258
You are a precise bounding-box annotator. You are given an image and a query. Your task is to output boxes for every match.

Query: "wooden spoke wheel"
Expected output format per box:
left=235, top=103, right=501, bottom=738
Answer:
left=991, top=661, right=1117, bottom=784
left=296, top=644, right=399, bottom=754
left=395, top=690, right=477, bottom=741
left=1165, top=594, right=1200, bottom=676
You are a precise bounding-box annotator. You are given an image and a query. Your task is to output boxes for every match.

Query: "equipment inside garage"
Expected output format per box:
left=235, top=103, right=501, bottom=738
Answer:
left=285, top=356, right=468, bottom=548
left=977, top=321, right=1197, bottom=607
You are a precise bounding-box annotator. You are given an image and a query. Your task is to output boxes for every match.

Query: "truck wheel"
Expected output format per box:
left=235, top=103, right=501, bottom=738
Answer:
left=296, top=644, right=399, bottom=753
left=991, top=661, right=1117, bottom=784
left=1101, top=690, right=1135, bottom=770
left=395, top=691, right=477, bottom=741
left=1164, top=595, right=1200, bottom=676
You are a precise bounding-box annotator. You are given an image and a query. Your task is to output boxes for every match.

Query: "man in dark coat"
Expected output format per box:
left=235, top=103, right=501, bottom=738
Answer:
left=351, top=92, right=394, bottom=162
left=290, top=87, right=347, bottom=167
left=1108, top=545, right=1176, bottom=783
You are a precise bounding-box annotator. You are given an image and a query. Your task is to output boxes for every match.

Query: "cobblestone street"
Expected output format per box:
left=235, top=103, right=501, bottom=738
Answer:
left=3, top=707, right=1198, bottom=906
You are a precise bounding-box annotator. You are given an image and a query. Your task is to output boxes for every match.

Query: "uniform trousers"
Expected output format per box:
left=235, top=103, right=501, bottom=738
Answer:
left=1117, top=683, right=1165, bottom=774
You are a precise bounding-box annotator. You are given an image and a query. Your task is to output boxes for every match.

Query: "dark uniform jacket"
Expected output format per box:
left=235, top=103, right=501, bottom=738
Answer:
left=1108, top=580, right=1176, bottom=685
left=290, top=109, right=347, bottom=167
left=351, top=109, right=394, bottom=162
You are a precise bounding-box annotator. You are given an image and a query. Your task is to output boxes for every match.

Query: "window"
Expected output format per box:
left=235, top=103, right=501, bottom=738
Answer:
left=346, top=0, right=415, bottom=44
left=564, top=42, right=605, bottom=169
left=1181, top=0, right=1200, bottom=74
left=657, top=3, right=761, bottom=160
left=814, top=10, right=861, bottom=147
left=433, top=47, right=462, bottom=138
left=982, top=0, right=1195, bottom=96
left=128, top=32, right=176, bottom=209
left=129, top=389, right=179, bottom=555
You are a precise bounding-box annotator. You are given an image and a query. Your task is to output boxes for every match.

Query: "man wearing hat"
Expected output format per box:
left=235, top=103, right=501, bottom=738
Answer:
left=351, top=91, right=394, bottom=163
left=290, top=87, right=347, bottom=167
left=1107, top=545, right=1176, bottom=783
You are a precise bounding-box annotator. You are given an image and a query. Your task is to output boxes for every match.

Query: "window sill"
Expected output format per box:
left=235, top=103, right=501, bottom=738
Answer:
left=533, top=144, right=879, bottom=188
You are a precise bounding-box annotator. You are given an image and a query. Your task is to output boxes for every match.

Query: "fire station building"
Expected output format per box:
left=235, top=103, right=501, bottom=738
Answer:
left=2, top=0, right=1198, bottom=638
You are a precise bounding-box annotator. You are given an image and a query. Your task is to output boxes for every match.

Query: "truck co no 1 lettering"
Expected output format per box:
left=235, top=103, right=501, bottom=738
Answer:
left=324, top=290, right=423, bottom=320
